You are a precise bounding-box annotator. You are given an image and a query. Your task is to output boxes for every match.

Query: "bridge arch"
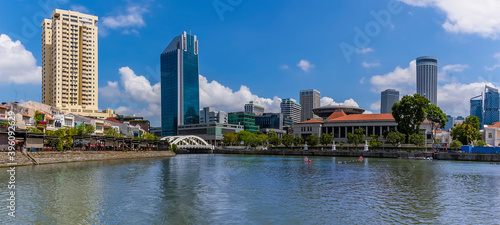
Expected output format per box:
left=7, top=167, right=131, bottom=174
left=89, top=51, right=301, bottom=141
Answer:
left=160, top=135, right=214, bottom=149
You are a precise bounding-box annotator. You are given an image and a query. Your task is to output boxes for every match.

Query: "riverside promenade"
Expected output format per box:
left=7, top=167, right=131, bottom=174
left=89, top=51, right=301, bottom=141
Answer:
left=0, top=150, right=175, bottom=167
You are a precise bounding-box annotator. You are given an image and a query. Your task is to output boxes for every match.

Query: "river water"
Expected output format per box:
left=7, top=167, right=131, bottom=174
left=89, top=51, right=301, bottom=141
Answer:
left=1, top=154, right=500, bottom=224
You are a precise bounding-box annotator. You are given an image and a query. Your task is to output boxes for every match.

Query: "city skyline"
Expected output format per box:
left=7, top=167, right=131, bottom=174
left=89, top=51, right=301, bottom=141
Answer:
left=2, top=1, right=500, bottom=126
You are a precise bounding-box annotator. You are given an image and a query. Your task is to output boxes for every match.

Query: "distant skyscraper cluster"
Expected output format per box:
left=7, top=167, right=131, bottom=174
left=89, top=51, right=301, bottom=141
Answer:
left=416, top=56, right=438, bottom=105
left=468, top=85, right=500, bottom=129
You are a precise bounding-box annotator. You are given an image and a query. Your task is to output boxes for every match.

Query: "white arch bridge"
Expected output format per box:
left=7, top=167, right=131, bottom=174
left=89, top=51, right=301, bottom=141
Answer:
left=160, top=135, right=214, bottom=150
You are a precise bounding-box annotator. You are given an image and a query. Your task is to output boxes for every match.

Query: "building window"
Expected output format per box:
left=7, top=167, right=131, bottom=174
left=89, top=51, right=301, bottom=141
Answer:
left=489, top=133, right=493, bottom=139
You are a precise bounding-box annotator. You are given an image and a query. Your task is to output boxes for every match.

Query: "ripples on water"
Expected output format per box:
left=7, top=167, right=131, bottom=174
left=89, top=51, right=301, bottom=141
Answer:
left=1, top=155, right=500, bottom=224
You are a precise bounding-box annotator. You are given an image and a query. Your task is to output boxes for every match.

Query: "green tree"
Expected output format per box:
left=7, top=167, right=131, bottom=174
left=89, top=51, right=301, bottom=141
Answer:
left=409, top=134, right=425, bottom=147
left=237, top=130, right=253, bottom=146
left=464, top=115, right=480, bottom=130
left=34, top=110, right=44, bottom=127
left=450, top=116, right=481, bottom=145
left=392, top=94, right=430, bottom=137
left=475, top=140, right=487, bottom=147
left=222, top=132, right=238, bottom=146
left=84, top=125, right=95, bottom=135
left=293, top=136, right=304, bottom=146
left=143, top=133, right=158, bottom=140
left=319, top=133, right=333, bottom=147
left=27, top=127, right=43, bottom=133
left=369, top=135, right=383, bottom=148
left=450, top=140, right=462, bottom=150
left=426, top=104, right=448, bottom=142
left=306, top=135, right=319, bottom=147
left=104, top=127, right=122, bottom=137
left=282, top=133, right=294, bottom=147
left=268, top=131, right=281, bottom=146
left=347, top=128, right=365, bottom=146
left=386, top=131, right=406, bottom=147
left=258, top=134, right=268, bottom=147
left=172, top=144, right=177, bottom=151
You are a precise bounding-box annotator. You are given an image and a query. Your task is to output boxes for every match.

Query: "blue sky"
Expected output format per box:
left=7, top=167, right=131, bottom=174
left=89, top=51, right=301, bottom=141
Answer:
left=1, top=0, right=500, bottom=126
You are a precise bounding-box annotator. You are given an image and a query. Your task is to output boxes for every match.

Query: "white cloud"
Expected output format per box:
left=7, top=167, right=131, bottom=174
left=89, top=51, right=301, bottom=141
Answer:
left=100, top=67, right=285, bottom=125
left=439, top=63, right=468, bottom=81
left=297, top=59, right=314, bottom=72
left=400, top=0, right=500, bottom=39
left=485, top=52, right=500, bottom=71
left=199, top=75, right=282, bottom=113
left=362, top=61, right=381, bottom=68
left=370, top=100, right=381, bottom=111
left=363, top=110, right=373, bottom=114
left=0, top=34, right=41, bottom=85
left=119, top=67, right=161, bottom=103
left=438, top=82, right=493, bottom=116
left=357, top=48, right=374, bottom=54
left=70, top=5, right=89, bottom=13
left=370, top=60, right=416, bottom=95
left=280, top=64, right=289, bottom=70
left=359, top=76, right=365, bottom=84
left=102, top=5, right=147, bottom=30
left=320, top=97, right=360, bottom=107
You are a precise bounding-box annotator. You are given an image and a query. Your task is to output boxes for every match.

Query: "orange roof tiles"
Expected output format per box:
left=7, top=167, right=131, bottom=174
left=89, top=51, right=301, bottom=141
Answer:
left=46, top=116, right=54, bottom=120
left=22, top=114, right=30, bottom=117
left=0, top=105, right=6, bottom=109
left=328, top=113, right=394, bottom=122
left=326, top=111, right=347, bottom=121
left=300, top=119, right=324, bottom=124
left=487, top=122, right=500, bottom=128
left=106, top=118, right=123, bottom=123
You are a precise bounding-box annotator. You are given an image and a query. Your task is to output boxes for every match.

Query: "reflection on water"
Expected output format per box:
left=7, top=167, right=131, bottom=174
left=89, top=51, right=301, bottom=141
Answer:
left=1, top=155, right=500, bottom=224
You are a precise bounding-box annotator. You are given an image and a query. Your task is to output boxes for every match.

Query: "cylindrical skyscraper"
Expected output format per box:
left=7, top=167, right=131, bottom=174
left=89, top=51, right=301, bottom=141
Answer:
left=416, top=56, right=438, bottom=105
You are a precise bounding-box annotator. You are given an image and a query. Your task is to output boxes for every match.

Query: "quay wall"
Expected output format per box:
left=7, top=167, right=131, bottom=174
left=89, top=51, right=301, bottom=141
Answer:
left=0, top=150, right=175, bottom=167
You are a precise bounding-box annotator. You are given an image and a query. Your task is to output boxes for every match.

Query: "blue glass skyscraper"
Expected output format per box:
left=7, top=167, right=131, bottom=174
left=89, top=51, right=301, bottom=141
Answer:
left=484, top=86, right=499, bottom=126
left=161, top=31, right=199, bottom=136
left=470, top=95, right=483, bottom=129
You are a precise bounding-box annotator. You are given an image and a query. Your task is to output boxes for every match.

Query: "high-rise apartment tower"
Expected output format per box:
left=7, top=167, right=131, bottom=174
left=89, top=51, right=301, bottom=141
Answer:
left=42, top=9, right=99, bottom=112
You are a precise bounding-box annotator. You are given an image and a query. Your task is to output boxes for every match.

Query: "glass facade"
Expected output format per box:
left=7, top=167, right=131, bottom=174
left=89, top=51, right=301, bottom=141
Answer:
left=484, top=86, right=499, bottom=125
left=161, top=32, right=199, bottom=136
left=255, top=113, right=283, bottom=130
left=228, top=112, right=259, bottom=133
left=470, top=95, right=483, bottom=129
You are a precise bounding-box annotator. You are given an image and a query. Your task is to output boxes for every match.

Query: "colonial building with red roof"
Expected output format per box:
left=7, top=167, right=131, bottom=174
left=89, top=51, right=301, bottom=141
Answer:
left=294, top=112, right=434, bottom=143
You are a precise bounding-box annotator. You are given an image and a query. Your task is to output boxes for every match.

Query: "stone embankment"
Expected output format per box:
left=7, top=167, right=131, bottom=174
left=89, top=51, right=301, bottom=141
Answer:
left=205, top=149, right=500, bottom=162
left=0, top=151, right=175, bottom=167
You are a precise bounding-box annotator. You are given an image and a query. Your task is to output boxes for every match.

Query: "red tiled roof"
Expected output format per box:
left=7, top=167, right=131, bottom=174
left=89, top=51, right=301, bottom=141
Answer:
left=0, top=105, right=6, bottom=109
left=326, top=111, right=347, bottom=121
left=106, top=118, right=123, bottom=123
left=328, top=113, right=394, bottom=122
left=487, top=122, right=500, bottom=128
left=22, top=114, right=30, bottom=117
left=46, top=116, right=54, bottom=120
left=300, top=119, right=323, bottom=124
